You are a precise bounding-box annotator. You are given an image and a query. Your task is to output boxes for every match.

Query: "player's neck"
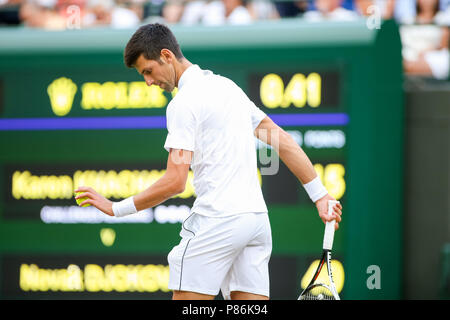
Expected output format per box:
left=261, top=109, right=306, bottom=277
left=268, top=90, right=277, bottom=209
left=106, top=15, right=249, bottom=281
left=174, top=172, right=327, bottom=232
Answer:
left=175, top=58, right=193, bottom=88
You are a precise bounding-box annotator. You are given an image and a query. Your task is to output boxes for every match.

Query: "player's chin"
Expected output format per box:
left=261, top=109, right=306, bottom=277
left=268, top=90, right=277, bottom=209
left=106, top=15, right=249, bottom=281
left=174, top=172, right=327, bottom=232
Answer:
left=162, top=83, right=173, bottom=92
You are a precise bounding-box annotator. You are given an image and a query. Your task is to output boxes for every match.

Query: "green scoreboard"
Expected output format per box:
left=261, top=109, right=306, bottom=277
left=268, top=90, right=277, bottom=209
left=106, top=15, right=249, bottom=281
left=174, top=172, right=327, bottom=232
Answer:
left=0, top=20, right=404, bottom=299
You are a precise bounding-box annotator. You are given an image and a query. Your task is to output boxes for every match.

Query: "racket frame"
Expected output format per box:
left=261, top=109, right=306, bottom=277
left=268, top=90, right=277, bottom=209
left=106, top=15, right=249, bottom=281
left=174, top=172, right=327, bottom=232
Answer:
left=298, top=249, right=340, bottom=300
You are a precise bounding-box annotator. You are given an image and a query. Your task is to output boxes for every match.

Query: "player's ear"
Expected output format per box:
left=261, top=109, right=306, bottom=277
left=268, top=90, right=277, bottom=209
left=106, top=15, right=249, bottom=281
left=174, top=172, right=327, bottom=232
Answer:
left=160, top=49, right=174, bottom=63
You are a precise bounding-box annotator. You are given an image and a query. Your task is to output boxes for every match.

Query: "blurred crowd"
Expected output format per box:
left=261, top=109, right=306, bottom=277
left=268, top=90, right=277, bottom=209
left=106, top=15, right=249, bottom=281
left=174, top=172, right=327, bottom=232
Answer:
left=0, top=0, right=448, bottom=29
left=0, top=0, right=449, bottom=79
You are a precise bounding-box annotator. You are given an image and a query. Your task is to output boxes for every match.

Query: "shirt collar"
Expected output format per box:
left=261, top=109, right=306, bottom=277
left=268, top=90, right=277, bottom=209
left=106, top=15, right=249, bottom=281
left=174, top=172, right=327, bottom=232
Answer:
left=178, top=64, right=202, bottom=90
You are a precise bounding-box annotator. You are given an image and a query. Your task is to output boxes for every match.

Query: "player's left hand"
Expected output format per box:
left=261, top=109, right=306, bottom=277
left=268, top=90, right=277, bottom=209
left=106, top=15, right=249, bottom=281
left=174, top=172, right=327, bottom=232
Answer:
left=75, top=186, right=114, bottom=216
left=315, top=194, right=343, bottom=230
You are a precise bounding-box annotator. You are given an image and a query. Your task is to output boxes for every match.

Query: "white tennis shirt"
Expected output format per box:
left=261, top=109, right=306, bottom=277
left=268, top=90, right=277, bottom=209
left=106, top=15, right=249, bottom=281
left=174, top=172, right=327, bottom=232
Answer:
left=164, top=65, right=268, bottom=217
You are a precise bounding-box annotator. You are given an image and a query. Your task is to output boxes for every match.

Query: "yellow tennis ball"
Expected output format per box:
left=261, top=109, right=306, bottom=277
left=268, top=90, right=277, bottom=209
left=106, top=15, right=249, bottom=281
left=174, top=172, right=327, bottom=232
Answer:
left=75, top=191, right=90, bottom=207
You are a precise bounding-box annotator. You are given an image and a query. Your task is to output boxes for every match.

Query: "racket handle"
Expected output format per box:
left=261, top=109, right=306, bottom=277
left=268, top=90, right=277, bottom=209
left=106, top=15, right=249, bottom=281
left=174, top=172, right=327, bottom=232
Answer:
left=323, top=200, right=340, bottom=250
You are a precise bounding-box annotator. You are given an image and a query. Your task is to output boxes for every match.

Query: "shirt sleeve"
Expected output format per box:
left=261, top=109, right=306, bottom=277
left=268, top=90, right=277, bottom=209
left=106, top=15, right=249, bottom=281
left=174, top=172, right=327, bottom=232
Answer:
left=164, top=100, right=196, bottom=152
left=248, top=100, right=267, bottom=130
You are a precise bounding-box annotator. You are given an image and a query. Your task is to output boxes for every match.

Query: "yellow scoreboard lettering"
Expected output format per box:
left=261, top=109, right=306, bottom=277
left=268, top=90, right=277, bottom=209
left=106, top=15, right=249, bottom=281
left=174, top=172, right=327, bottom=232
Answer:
left=78, top=81, right=168, bottom=111
left=12, top=171, right=73, bottom=200
left=313, top=163, right=346, bottom=200
left=306, top=72, right=321, bottom=107
left=20, top=263, right=170, bottom=293
left=281, top=73, right=306, bottom=108
left=11, top=169, right=196, bottom=201
left=260, top=73, right=322, bottom=109
left=20, top=264, right=84, bottom=292
left=84, top=264, right=170, bottom=293
left=260, top=73, right=284, bottom=109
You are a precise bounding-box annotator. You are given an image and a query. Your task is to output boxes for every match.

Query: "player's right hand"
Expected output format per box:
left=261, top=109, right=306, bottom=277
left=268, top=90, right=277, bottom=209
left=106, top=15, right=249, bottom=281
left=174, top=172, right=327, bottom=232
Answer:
left=315, top=194, right=343, bottom=230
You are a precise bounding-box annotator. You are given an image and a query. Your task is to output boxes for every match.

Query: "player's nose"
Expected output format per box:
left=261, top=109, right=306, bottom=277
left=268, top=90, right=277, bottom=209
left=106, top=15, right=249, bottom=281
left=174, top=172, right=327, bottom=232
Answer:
left=144, top=76, right=154, bottom=87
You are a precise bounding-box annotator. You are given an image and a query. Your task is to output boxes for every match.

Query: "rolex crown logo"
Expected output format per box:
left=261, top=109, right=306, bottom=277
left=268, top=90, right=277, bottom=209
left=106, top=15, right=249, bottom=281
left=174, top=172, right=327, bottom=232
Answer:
left=47, top=77, right=77, bottom=116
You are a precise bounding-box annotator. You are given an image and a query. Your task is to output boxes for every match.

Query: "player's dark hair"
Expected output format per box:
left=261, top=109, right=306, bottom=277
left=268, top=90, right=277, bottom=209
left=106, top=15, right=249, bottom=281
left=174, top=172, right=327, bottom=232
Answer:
left=124, top=23, right=184, bottom=68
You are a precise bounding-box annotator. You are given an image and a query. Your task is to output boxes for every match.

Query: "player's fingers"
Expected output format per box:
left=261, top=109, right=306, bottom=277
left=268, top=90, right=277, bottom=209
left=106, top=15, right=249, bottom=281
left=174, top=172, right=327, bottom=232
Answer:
left=75, top=192, right=95, bottom=200
left=74, top=186, right=89, bottom=193
left=324, top=214, right=335, bottom=223
left=334, top=222, right=339, bottom=230
left=74, top=192, right=88, bottom=199
left=334, top=213, right=342, bottom=223
left=75, top=186, right=96, bottom=194
left=333, top=208, right=342, bottom=219
left=333, top=205, right=342, bottom=215
left=79, top=199, right=93, bottom=207
left=326, top=213, right=340, bottom=223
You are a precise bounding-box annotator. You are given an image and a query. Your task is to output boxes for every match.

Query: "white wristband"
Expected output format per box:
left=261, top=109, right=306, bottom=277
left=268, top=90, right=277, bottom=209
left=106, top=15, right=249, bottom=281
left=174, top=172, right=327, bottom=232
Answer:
left=112, top=196, right=137, bottom=217
left=303, top=176, right=328, bottom=203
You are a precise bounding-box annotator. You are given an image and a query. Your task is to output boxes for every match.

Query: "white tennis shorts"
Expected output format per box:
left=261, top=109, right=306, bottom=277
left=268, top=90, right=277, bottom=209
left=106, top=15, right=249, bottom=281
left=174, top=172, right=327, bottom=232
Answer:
left=167, top=212, right=272, bottom=298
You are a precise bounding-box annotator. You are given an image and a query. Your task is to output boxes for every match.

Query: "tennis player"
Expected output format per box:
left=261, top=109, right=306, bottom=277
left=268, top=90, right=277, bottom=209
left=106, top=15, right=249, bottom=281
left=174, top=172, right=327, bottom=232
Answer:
left=75, top=23, right=342, bottom=300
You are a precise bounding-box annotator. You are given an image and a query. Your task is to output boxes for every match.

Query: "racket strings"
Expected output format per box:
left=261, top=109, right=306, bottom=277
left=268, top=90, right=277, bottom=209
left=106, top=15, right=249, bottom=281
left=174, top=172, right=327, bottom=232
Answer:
left=300, top=285, right=336, bottom=300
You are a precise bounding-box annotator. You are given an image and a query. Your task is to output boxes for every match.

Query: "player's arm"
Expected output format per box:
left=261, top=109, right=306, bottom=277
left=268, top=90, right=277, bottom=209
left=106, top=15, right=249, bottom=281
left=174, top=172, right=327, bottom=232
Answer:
left=254, top=116, right=342, bottom=227
left=75, top=148, right=192, bottom=217
left=133, top=148, right=192, bottom=210
left=255, top=116, right=316, bottom=184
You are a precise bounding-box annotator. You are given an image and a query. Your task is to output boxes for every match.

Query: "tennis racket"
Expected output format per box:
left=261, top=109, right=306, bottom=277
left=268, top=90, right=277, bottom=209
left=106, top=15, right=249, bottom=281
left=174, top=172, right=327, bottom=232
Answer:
left=298, top=200, right=340, bottom=300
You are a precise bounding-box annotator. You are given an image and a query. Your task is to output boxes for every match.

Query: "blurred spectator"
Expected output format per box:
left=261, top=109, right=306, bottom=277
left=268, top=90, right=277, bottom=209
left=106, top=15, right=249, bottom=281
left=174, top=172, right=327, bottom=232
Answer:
left=0, top=0, right=22, bottom=25
left=179, top=0, right=252, bottom=25
left=400, top=0, right=450, bottom=80
left=110, top=0, right=140, bottom=28
left=83, top=0, right=112, bottom=26
left=424, top=0, right=450, bottom=24
left=394, top=0, right=450, bottom=24
left=20, top=0, right=66, bottom=29
left=179, top=0, right=205, bottom=24
left=246, top=0, right=279, bottom=21
left=416, top=0, right=441, bottom=23
left=394, top=0, right=417, bottom=24
left=162, top=0, right=184, bottom=23
left=438, top=3, right=450, bottom=24
left=6, top=0, right=449, bottom=31
left=163, top=0, right=279, bottom=25
left=303, top=0, right=359, bottom=21
left=17, top=0, right=141, bottom=29
left=202, top=0, right=252, bottom=25
left=353, top=0, right=395, bottom=19
left=126, top=0, right=145, bottom=21
left=273, top=0, right=307, bottom=18
left=84, top=0, right=142, bottom=28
